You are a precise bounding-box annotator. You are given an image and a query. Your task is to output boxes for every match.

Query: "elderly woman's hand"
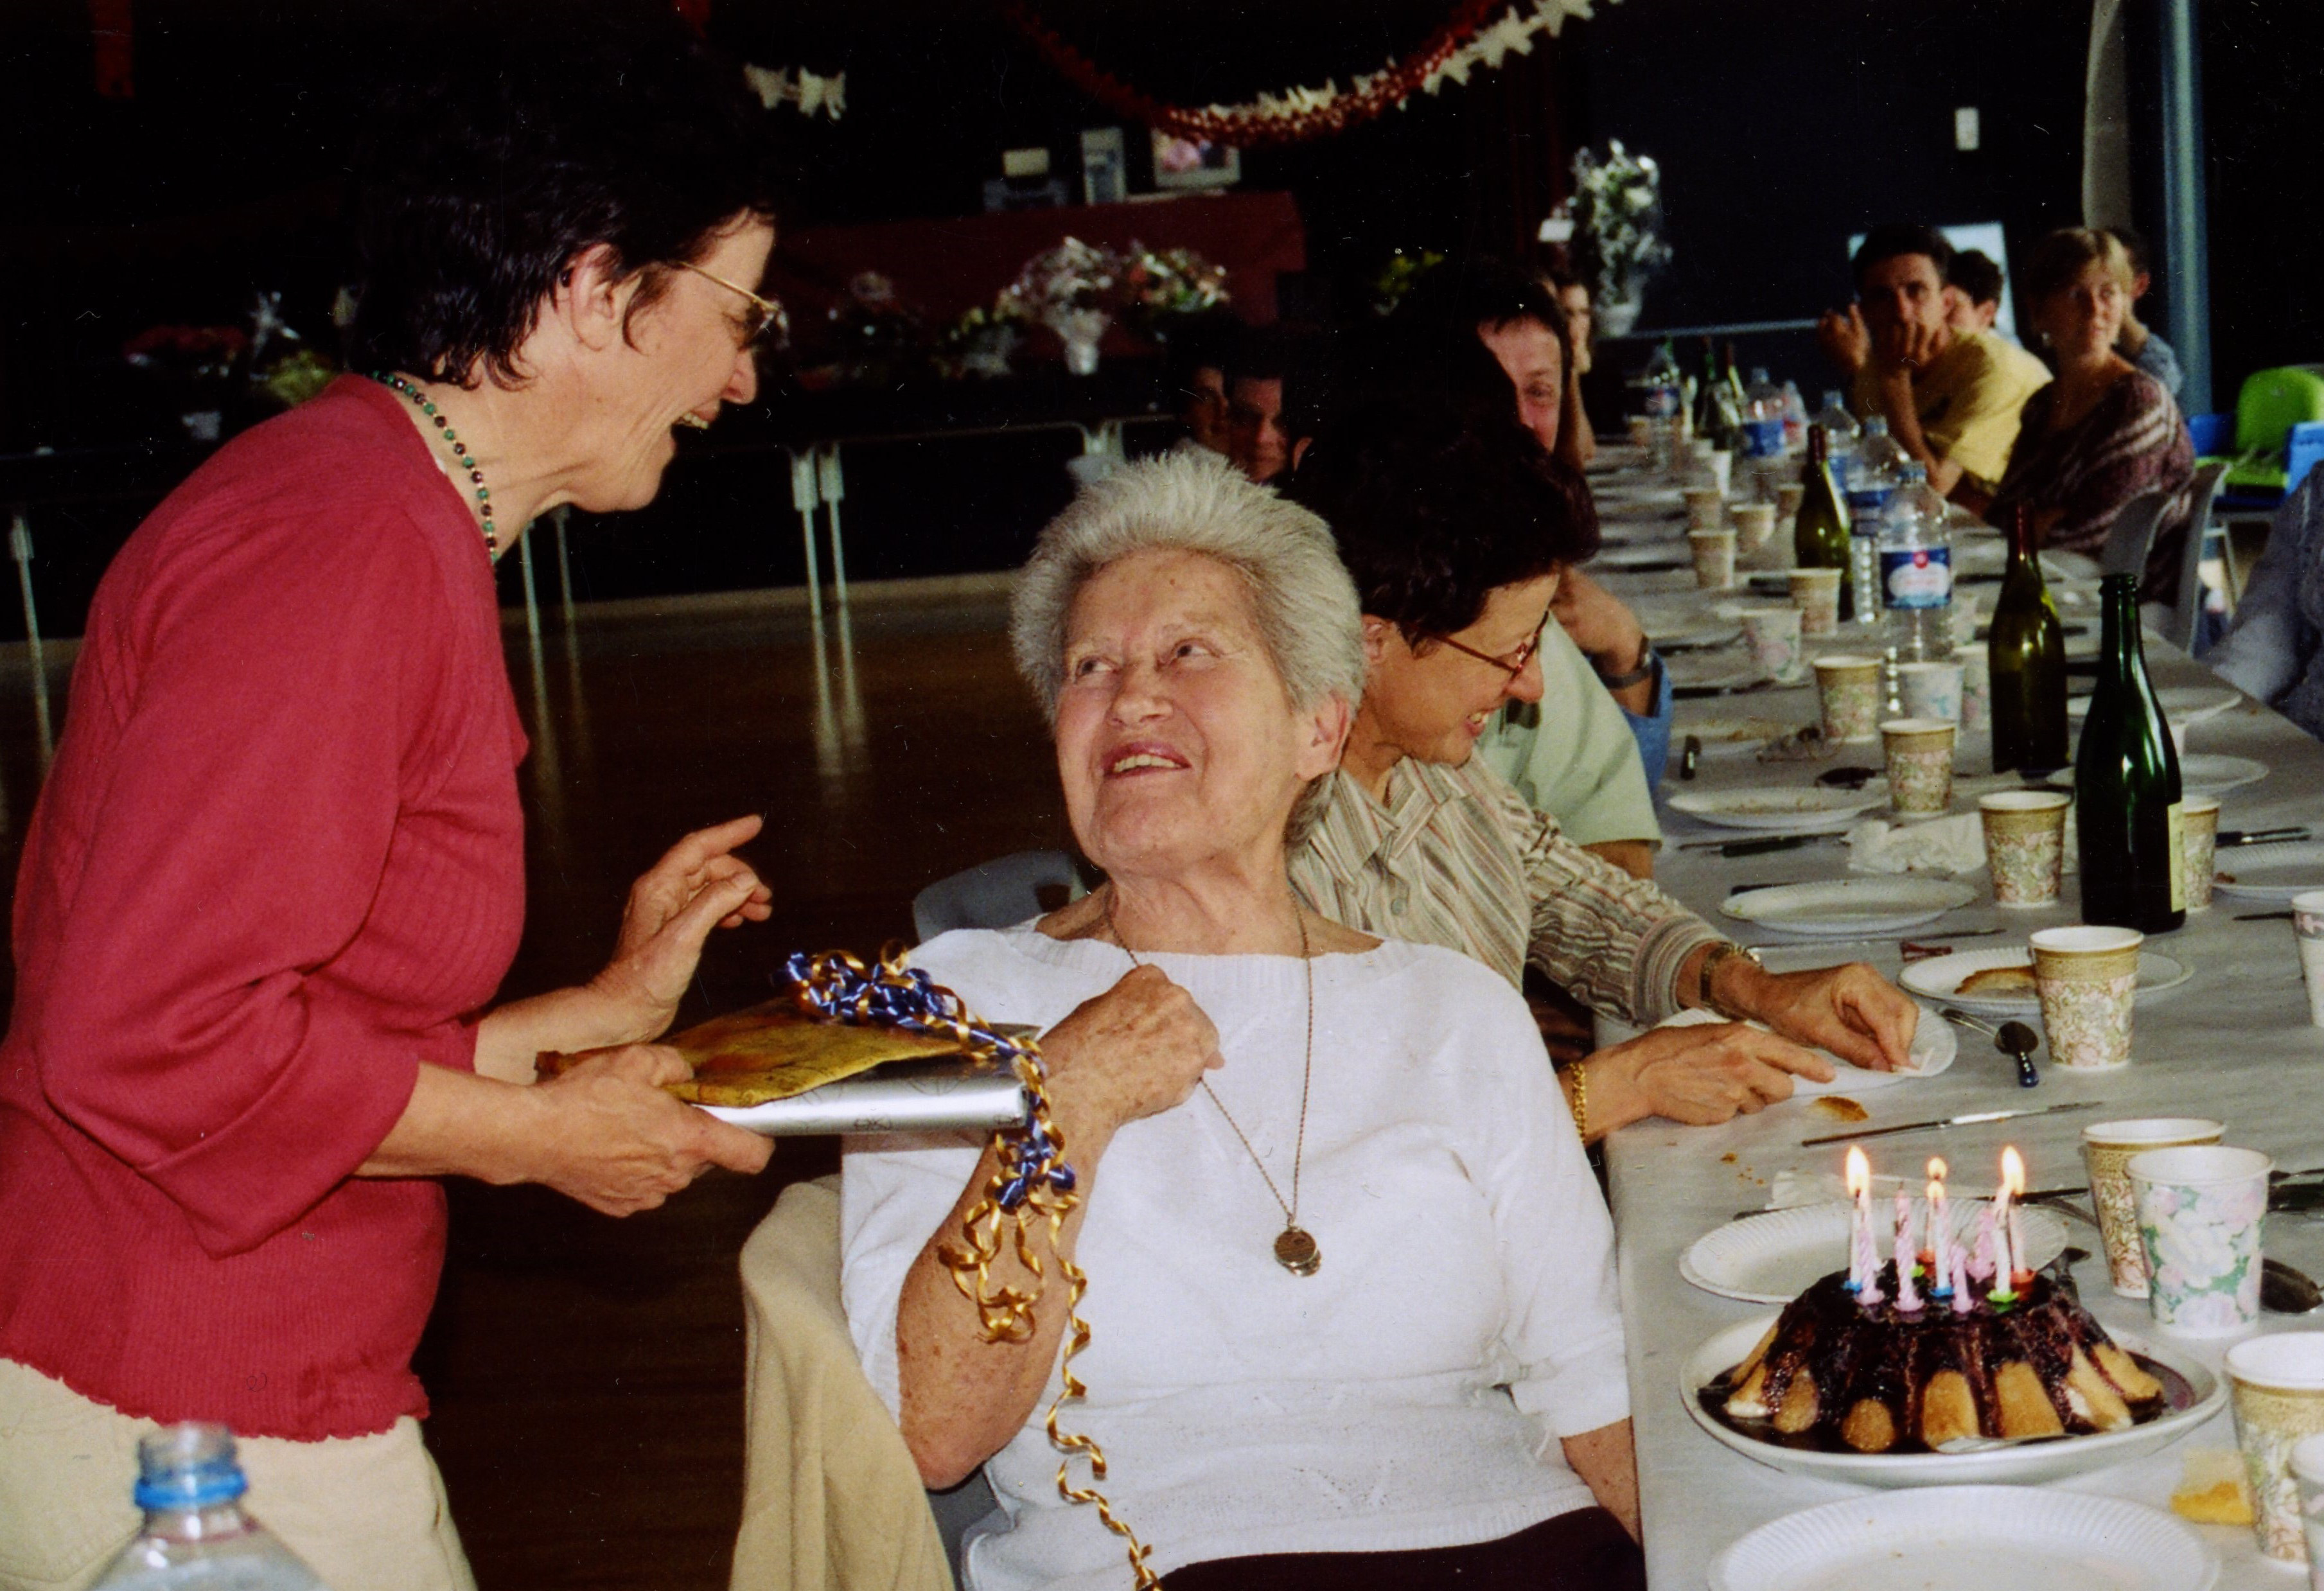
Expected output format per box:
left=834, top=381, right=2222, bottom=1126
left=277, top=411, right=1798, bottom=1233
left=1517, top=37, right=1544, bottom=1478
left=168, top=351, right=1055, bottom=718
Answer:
left=522, top=1044, right=772, bottom=1215
left=1721, top=960, right=1921, bottom=1072
left=589, top=815, right=774, bottom=1044
left=1041, top=965, right=1223, bottom=1148
left=1599, top=1022, right=1835, bottom=1127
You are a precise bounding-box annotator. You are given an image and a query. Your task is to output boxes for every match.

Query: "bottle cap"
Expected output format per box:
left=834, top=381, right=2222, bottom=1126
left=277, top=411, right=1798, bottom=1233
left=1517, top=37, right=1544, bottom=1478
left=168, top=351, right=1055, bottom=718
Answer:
left=133, top=1423, right=250, bottom=1511
left=1750, top=368, right=1770, bottom=384
left=1864, top=416, right=1890, bottom=434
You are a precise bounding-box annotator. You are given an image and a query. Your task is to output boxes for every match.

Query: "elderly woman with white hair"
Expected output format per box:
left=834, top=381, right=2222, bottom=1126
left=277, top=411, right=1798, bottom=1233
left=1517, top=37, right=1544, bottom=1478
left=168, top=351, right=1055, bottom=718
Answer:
left=840, top=449, right=1643, bottom=1591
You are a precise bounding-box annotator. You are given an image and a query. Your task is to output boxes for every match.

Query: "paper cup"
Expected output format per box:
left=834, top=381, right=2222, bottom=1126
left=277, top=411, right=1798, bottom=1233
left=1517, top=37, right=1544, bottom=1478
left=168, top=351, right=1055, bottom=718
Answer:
left=2082, top=1117, right=2226, bottom=1297
left=1707, top=448, right=1733, bottom=495
left=1951, top=588, right=1984, bottom=649
left=1775, top=482, right=1806, bottom=526
left=2298, top=891, right=2324, bottom=1028
left=1736, top=604, right=1804, bottom=684
left=1729, top=502, right=1776, bottom=558
left=2178, top=796, right=2221, bottom=913
left=2135, top=1144, right=2271, bottom=1337
left=1687, top=528, right=1737, bottom=590
left=1683, top=486, right=1727, bottom=533
left=2228, top=1333, right=2324, bottom=1562
left=1980, top=790, right=2071, bottom=907
left=2031, top=924, right=2144, bottom=1069
left=1789, top=567, right=1844, bottom=638
left=1813, top=653, right=1880, bottom=741
left=1897, top=659, right=1966, bottom=723
left=1627, top=415, right=1655, bottom=448
left=1955, top=644, right=1991, bottom=734
left=1881, top=717, right=1956, bottom=814
left=2291, top=1432, right=2324, bottom=1585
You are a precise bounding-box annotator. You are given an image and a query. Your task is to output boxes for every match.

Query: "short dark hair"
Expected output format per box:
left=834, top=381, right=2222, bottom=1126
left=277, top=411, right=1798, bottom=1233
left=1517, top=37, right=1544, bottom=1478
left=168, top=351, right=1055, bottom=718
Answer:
left=1165, top=309, right=1244, bottom=391
left=1852, top=224, right=1955, bottom=290
left=1229, top=322, right=1333, bottom=444
left=1391, top=256, right=1572, bottom=394
left=1947, top=249, right=2004, bottom=307
left=349, top=3, right=782, bottom=387
left=1285, top=400, right=1596, bottom=640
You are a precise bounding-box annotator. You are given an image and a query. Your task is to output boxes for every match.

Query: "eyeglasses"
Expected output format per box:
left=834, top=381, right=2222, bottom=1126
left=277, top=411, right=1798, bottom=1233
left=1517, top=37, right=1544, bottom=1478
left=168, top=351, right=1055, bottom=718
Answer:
left=1427, top=604, right=1554, bottom=680
left=677, top=260, right=790, bottom=351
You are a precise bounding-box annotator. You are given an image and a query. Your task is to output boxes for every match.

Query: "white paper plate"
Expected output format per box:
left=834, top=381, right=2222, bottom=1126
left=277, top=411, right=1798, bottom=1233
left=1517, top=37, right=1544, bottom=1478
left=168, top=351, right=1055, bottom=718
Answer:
left=2211, top=839, right=2324, bottom=902
left=1654, top=1007, right=1955, bottom=1101
left=1721, top=877, right=1978, bottom=935
left=1666, top=652, right=1775, bottom=694
left=1682, top=1199, right=2068, bottom=1305
left=1670, top=786, right=1885, bottom=832
left=1900, top=947, right=2192, bottom=1015
left=1709, top=1486, right=2218, bottom=1591
left=1672, top=715, right=1796, bottom=757
left=2045, top=752, right=2268, bottom=798
left=1681, top=1314, right=2227, bottom=1488
left=1592, top=542, right=1693, bottom=572
left=1649, top=618, right=1745, bottom=651
left=2069, top=685, right=2241, bottom=725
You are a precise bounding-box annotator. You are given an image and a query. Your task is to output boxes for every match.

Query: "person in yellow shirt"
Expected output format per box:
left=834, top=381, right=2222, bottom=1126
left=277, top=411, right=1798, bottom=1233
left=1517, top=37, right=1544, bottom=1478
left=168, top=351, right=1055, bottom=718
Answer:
left=1817, top=224, right=2051, bottom=507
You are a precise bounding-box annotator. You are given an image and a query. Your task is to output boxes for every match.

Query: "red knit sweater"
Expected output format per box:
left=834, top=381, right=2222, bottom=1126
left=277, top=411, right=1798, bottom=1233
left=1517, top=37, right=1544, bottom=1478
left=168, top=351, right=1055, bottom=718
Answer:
left=0, top=377, right=527, bottom=1439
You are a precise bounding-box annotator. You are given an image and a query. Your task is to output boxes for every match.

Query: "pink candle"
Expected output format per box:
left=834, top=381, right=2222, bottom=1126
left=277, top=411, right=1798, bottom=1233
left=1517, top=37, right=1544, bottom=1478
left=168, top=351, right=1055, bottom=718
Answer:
left=1892, top=1191, right=1922, bottom=1310
left=1845, top=1147, right=1873, bottom=1292
left=1950, top=1246, right=1974, bottom=1314
left=1926, top=1158, right=1951, bottom=1289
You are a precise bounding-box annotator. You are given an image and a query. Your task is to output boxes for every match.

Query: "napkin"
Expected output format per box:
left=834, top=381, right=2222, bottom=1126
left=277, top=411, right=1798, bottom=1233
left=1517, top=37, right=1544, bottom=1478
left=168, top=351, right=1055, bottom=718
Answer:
left=1845, top=811, right=2080, bottom=875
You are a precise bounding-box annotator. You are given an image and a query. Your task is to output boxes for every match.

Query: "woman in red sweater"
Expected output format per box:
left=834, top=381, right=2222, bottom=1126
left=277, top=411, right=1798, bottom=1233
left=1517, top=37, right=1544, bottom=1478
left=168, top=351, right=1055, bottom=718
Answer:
left=0, top=19, right=786, bottom=1591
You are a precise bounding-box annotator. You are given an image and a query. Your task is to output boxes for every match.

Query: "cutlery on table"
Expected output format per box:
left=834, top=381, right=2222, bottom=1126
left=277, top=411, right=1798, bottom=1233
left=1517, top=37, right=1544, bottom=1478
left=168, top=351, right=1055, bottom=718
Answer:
left=1938, top=1006, right=2042, bottom=1088
left=1679, top=833, right=1842, bottom=857
left=1740, top=927, right=2002, bottom=954
left=1800, top=1099, right=2102, bottom=1148
left=2219, top=826, right=2311, bottom=848
left=2237, top=910, right=2296, bottom=922
left=1815, top=766, right=1881, bottom=791
left=2265, top=1258, right=2324, bottom=1315
left=1679, top=735, right=1701, bottom=780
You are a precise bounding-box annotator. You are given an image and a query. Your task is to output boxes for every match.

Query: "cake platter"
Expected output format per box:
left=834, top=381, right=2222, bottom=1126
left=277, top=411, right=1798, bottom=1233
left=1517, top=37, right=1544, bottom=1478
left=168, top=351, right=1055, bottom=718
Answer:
left=1680, top=1312, right=2226, bottom=1488
left=1900, top=947, right=2192, bottom=1015
left=1709, top=1486, right=2218, bottom=1591
left=1681, top=1200, right=2068, bottom=1305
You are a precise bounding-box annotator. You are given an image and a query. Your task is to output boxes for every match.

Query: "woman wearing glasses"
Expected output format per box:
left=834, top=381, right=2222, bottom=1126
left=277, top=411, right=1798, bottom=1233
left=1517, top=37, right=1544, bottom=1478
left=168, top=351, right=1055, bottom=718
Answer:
left=0, top=20, right=781, bottom=1591
left=1286, top=403, right=1923, bottom=1141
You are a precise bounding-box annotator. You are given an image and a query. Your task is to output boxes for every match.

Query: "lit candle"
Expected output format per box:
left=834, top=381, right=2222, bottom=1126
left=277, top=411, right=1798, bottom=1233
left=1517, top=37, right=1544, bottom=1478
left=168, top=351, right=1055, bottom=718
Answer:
left=1927, top=1157, right=1951, bottom=1290
left=1893, top=1190, right=1922, bottom=1310
left=1950, top=1245, right=1974, bottom=1314
left=2002, top=1147, right=2030, bottom=1287
left=1846, top=1146, right=1882, bottom=1303
left=1990, top=1147, right=2025, bottom=1302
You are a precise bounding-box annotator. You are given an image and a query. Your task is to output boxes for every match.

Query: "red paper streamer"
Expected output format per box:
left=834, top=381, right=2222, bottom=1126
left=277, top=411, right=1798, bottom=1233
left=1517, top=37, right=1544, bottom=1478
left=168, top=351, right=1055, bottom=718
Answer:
left=999, top=0, right=1505, bottom=148
left=90, top=0, right=134, bottom=99
left=669, top=0, right=710, bottom=33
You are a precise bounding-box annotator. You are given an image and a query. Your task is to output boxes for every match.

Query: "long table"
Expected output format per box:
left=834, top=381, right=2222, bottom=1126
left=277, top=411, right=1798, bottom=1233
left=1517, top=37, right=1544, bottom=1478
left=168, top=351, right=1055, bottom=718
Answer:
left=1591, top=460, right=2324, bottom=1587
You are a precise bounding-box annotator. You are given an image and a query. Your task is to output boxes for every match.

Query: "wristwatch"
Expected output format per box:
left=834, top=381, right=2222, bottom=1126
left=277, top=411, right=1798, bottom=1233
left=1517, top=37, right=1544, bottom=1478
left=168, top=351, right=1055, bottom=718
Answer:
left=1697, top=941, right=1762, bottom=1020
left=1595, top=641, right=1659, bottom=692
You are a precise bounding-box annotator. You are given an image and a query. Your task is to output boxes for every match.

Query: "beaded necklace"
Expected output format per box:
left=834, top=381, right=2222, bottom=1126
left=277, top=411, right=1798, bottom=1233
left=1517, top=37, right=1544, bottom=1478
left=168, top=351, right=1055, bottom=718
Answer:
left=371, top=371, right=500, bottom=560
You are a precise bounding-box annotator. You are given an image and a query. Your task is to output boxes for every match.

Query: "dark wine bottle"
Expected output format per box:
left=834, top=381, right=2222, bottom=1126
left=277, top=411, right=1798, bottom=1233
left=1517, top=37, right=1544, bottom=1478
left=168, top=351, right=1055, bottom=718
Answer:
left=2074, top=572, right=2185, bottom=933
left=1987, top=507, right=2069, bottom=773
left=1795, top=425, right=1852, bottom=579
left=1693, top=338, right=1727, bottom=450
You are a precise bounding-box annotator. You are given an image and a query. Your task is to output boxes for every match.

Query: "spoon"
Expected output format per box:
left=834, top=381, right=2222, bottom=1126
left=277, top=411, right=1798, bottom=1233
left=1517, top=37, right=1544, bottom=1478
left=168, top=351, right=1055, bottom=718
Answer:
left=1815, top=765, right=1880, bottom=790
left=1996, top=1021, right=2041, bottom=1088
left=2264, top=1258, right=2324, bottom=1315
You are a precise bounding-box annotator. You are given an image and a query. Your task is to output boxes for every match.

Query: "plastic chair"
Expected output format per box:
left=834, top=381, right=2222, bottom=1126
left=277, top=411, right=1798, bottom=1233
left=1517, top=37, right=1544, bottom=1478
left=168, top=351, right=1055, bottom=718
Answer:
left=2149, top=461, right=2230, bottom=653
left=911, top=850, right=1084, bottom=941
left=2221, top=365, right=2324, bottom=498
left=2098, top=486, right=2174, bottom=580
left=2188, top=411, right=2233, bottom=459
left=2289, top=421, right=2324, bottom=497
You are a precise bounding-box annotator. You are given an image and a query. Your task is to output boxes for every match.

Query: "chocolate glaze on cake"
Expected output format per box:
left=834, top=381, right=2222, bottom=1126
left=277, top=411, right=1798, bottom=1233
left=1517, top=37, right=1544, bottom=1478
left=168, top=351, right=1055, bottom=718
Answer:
left=1718, top=1261, right=2165, bottom=1453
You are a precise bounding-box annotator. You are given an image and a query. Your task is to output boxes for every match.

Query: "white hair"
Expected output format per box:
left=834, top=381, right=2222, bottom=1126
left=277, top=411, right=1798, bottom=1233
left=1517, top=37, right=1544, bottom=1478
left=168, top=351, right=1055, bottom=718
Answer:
left=1011, top=448, right=1366, bottom=730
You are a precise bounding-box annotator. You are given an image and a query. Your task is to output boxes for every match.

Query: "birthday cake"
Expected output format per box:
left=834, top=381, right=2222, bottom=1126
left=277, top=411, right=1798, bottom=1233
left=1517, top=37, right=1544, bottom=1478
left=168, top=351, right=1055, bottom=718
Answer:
left=1719, top=1261, right=2165, bottom=1453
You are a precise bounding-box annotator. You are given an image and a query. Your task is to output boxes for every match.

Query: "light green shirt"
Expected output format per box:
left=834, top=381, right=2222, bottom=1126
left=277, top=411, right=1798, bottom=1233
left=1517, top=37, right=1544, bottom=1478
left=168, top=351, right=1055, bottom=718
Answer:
left=1474, top=624, right=1662, bottom=848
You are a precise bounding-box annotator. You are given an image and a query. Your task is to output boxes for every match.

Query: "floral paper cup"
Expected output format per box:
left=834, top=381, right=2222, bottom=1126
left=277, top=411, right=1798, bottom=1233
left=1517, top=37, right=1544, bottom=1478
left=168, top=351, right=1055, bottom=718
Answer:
left=1813, top=652, right=1879, bottom=739
left=2132, top=1144, right=2270, bottom=1337
left=2031, top=924, right=2144, bottom=1069
left=1736, top=604, right=1804, bottom=684
left=1790, top=568, right=1844, bottom=637
left=2226, top=1333, right=2324, bottom=1564
left=1881, top=717, right=1956, bottom=814
left=1775, top=482, right=1806, bottom=526
left=1627, top=416, right=1656, bottom=448
left=1730, top=502, right=1776, bottom=559
left=2179, top=796, right=2221, bottom=913
left=2082, top=1117, right=2226, bottom=1297
left=1955, top=644, right=1991, bottom=734
left=2299, top=891, right=2324, bottom=1028
left=1687, top=528, right=1738, bottom=590
left=2290, top=1432, right=2324, bottom=1584
left=1980, top=790, right=2072, bottom=908
left=1897, top=660, right=1966, bottom=723
left=1683, top=486, right=1727, bottom=532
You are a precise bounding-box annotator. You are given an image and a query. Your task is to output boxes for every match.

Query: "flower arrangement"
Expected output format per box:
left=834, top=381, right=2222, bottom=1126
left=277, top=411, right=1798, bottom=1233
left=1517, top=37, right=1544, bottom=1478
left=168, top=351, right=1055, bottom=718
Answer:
left=1368, top=247, right=1445, bottom=318
left=1569, top=140, right=1672, bottom=335
left=1000, top=236, right=1119, bottom=321
left=1115, top=243, right=1231, bottom=331
left=935, top=305, right=1023, bottom=381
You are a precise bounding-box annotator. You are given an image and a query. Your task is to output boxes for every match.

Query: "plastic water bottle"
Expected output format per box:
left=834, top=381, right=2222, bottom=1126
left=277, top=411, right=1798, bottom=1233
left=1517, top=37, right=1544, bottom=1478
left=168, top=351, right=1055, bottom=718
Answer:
left=1814, top=389, right=1859, bottom=475
left=1739, top=367, right=1788, bottom=460
left=1640, top=340, right=1684, bottom=421
left=1780, top=381, right=1809, bottom=453
left=91, top=1425, right=333, bottom=1590
left=1880, top=461, right=1955, bottom=666
left=1844, top=419, right=1903, bottom=629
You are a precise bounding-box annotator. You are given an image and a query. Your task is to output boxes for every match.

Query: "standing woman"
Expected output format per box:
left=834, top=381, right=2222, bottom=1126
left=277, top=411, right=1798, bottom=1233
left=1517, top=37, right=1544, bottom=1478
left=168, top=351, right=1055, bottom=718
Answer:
left=0, top=17, right=782, bottom=1591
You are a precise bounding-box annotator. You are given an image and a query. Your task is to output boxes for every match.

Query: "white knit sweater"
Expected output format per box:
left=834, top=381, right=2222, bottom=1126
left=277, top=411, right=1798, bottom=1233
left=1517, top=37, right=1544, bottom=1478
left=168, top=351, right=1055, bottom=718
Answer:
left=840, top=927, right=1628, bottom=1591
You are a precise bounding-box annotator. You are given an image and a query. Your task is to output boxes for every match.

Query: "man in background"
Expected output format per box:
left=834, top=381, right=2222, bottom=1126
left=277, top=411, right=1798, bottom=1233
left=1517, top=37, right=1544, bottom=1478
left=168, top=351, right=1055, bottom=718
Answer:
left=1817, top=223, right=2052, bottom=504
left=1945, top=249, right=2003, bottom=334
left=2107, top=226, right=2185, bottom=397
left=1224, top=322, right=1328, bottom=484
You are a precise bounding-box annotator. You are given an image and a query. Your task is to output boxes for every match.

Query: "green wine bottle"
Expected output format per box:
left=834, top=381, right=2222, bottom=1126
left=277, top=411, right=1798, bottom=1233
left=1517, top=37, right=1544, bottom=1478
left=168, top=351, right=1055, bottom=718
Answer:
left=2075, top=572, right=2185, bottom=933
left=1795, top=425, right=1851, bottom=579
left=1987, top=507, right=2069, bottom=773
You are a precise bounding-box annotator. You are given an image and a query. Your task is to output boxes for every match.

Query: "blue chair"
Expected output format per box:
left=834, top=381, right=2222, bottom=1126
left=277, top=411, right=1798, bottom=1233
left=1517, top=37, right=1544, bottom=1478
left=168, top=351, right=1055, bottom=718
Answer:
left=911, top=850, right=1084, bottom=941
left=2289, top=421, right=2324, bottom=497
left=2187, top=411, right=2233, bottom=458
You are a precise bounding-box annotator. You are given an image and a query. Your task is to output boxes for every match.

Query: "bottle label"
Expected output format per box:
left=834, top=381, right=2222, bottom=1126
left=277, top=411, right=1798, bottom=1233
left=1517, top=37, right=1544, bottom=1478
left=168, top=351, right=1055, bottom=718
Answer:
left=1847, top=486, right=1894, bottom=519
left=1881, top=545, right=1953, bottom=610
left=2167, top=800, right=2187, bottom=911
left=1740, top=418, right=1786, bottom=458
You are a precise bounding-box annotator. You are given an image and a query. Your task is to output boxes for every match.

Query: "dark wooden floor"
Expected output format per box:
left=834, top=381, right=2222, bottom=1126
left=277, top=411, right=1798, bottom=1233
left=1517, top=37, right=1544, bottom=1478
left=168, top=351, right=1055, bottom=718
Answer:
left=0, top=580, right=1066, bottom=1589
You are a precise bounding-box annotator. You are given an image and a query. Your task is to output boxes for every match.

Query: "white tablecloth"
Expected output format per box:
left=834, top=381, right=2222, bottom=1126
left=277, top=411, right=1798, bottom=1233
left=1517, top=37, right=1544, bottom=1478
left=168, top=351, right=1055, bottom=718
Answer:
left=1595, top=527, right=2324, bottom=1588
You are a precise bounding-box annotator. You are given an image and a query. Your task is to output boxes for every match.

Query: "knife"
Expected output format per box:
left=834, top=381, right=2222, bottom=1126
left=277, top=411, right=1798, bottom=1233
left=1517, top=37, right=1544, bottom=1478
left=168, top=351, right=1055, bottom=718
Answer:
left=2218, top=826, right=2311, bottom=847
left=1801, top=1100, right=2102, bottom=1147
left=1680, top=833, right=1840, bottom=857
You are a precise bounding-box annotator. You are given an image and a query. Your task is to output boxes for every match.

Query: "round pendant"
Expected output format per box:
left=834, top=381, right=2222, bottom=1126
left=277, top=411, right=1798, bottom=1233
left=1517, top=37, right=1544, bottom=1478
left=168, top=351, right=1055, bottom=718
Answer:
left=1273, top=1226, right=1321, bottom=1276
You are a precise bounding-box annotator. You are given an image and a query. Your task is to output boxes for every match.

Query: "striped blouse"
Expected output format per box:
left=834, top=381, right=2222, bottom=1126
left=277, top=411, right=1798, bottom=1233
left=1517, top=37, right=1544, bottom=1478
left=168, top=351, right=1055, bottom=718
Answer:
left=1289, top=755, right=1722, bottom=1023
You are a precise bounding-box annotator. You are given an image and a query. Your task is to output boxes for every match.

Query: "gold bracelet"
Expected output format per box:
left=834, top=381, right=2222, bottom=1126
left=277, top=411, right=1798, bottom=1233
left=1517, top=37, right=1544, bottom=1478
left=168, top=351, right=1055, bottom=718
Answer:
left=1566, top=1060, right=1590, bottom=1141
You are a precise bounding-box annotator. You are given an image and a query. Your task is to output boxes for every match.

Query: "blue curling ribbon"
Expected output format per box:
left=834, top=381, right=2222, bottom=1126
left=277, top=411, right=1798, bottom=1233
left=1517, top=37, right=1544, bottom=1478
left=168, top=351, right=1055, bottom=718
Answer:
left=782, top=949, right=1074, bottom=1210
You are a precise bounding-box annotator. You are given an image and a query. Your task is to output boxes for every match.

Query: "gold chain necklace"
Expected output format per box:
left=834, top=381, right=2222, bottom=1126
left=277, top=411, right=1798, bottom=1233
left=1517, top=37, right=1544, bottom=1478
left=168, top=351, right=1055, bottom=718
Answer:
left=1102, top=886, right=1321, bottom=1276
